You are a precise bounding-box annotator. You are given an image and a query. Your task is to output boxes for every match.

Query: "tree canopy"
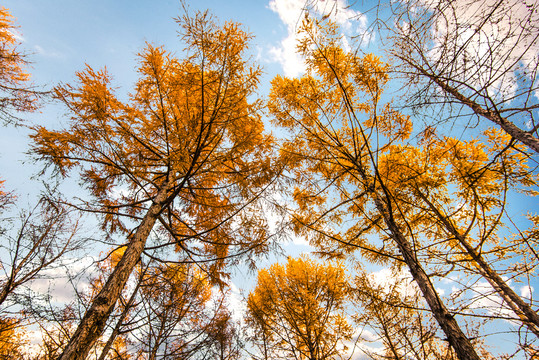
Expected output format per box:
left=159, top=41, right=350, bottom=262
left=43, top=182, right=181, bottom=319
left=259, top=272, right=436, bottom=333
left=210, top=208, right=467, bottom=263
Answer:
left=1, top=1, right=538, bottom=359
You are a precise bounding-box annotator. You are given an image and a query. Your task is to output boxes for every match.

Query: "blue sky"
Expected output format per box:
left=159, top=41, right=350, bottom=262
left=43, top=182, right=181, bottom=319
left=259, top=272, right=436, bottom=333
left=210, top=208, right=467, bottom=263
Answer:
left=2, top=1, right=539, bottom=358
left=0, top=0, right=369, bottom=195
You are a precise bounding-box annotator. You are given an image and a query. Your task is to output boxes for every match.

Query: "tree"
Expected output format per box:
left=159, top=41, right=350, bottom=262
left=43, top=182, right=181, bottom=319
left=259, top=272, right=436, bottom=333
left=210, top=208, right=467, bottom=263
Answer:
left=246, top=256, right=353, bottom=360
left=130, top=262, right=214, bottom=360
left=354, top=268, right=469, bottom=360
left=0, top=197, right=83, bottom=310
left=199, top=306, right=242, bottom=360
left=0, top=6, right=39, bottom=125
left=30, top=11, right=276, bottom=360
left=377, top=128, right=539, bottom=340
left=0, top=316, right=27, bottom=359
left=268, top=17, right=486, bottom=360
left=386, top=0, right=539, bottom=153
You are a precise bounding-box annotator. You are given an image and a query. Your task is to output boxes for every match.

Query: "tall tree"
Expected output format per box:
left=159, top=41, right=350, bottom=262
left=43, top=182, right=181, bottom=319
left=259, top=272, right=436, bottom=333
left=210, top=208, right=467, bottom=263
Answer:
left=0, top=6, right=39, bottom=125
left=387, top=0, right=539, bottom=153
left=131, top=262, right=214, bottom=360
left=31, top=11, right=275, bottom=360
left=0, top=316, right=27, bottom=359
left=246, top=256, right=353, bottom=360
left=268, top=17, right=484, bottom=360
left=200, top=306, right=243, bottom=360
left=353, top=268, right=491, bottom=360
left=376, top=127, right=539, bottom=340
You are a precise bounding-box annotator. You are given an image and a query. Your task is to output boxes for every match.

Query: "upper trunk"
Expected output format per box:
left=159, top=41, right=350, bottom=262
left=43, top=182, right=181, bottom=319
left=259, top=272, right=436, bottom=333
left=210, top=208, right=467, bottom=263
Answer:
left=58, top=181, right=173, bottom=360
left=372, top=194, right=481, bottom=360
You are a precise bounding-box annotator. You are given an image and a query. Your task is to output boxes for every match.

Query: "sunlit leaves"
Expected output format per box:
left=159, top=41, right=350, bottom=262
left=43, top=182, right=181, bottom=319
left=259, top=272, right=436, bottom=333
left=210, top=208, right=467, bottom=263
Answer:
left=0, top=7, right=38, bottom=124
left=30, top=12, right=276, bottom=278
left=246, top=256, right=353, bottom=360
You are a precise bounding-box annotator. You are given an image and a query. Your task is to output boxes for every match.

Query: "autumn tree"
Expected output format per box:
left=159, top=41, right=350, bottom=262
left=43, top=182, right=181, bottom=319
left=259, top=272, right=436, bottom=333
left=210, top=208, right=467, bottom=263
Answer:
left=377, top=127, right=539, bottom=343
left=0, top=316, right=27, bottom=359
left=385, top=0, right=539, bottom=153
left=198, top=304, right=242, bottom=360
left=82, top=246, right=144, bottom=360
left=354, top=267, right=465, bottom=360
left=30, top=11, right=276, bottom=360
left=0, top=6, right=39, bottom=125
left=268, top=17, right=494, bottom=360
left=129, top=262, right=215, bottom=360
left=246, top=256, right=353, bottom=360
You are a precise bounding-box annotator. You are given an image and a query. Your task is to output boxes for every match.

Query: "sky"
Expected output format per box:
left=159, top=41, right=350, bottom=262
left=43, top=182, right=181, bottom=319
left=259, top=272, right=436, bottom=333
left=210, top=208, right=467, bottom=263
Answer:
left=2, top=1, right=539, bottom=359
left=0, top=0, right=366, bottom=290
left=0, top=0, right=372, bottom=197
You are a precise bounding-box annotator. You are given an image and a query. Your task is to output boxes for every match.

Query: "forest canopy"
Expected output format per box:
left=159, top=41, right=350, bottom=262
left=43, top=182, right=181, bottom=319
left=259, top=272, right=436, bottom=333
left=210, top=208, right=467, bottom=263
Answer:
left=1, top=1, right=539, bottom=359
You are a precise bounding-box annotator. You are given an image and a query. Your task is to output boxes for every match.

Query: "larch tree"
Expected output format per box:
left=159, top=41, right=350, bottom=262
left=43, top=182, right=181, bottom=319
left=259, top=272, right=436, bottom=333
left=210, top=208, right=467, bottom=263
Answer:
left=30, top=11, right=276, bottom=360
left=0, top=316, right=27, bottom=359
left=353, top=267, right=495, bottom=360
left=246, top=256, right=353, bottom=360
left=386, top=0, right=539, bottom=153
left=200, top=305, right=243, bottom=360
left=0, top=6, right=39, bottom=125
left=306, top=0, right=539, bottom=352
left=130, top=262, right=215, bottom=360
left=0, top=198, right=83, bottom=311
left=268, top=17, right=486, bottom=360
left=376, top=127, right=539, bottom=343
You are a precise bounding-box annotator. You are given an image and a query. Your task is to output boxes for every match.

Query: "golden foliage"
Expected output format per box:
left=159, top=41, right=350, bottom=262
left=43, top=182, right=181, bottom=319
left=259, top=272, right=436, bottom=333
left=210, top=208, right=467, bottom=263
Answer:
left=30, top=11, right=277, bottom=282
left=0, top=317, right=27, bottom=359
left=246, top=256, right=353, bottom=360
left=0, top=7, right=38, bottom=123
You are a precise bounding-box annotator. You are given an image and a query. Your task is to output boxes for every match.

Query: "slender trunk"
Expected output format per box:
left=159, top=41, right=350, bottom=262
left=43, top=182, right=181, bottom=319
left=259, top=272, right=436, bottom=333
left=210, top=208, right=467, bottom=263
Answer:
left=372, top=195, right=481, bottom=360
left=97, top=266, right=145, bottom=360
left=0, top=279, right=14, bottom=307
left=58, top=182, right=172, bottom=360
left=402, top=58, right=539, bottom=154
left=417, top=191, right=539, bottom=337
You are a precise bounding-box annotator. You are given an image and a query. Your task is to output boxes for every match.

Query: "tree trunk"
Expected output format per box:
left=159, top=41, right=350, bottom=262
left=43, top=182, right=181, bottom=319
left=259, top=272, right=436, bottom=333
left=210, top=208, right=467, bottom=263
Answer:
left=372, top=195, right=481, bottom=360
left=399, top=57, right=539, bottom=154
left=58, top=182, right=173, bottom=360
left=417, top=191, right=539, bottom=338
left=97, top=266, right=145, bottom=360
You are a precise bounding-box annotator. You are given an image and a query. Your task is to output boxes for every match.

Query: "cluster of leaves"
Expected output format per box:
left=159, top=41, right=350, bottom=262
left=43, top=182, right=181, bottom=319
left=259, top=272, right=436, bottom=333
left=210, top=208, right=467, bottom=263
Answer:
left=1, top=1, right=539, bottom=360
left=246, top=256, right=353, bottom=360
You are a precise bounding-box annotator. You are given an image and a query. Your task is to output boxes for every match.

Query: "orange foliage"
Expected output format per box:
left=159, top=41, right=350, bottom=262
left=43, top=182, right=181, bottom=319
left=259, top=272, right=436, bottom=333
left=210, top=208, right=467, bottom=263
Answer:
left=0, top=7, right=38, bottom=123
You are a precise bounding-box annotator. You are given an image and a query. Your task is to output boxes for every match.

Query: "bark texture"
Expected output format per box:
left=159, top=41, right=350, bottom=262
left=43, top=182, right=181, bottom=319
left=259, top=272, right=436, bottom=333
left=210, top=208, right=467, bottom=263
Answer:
left=373, top=195, right=482, bottom=360
left=58, top=182, right=172, bottom=360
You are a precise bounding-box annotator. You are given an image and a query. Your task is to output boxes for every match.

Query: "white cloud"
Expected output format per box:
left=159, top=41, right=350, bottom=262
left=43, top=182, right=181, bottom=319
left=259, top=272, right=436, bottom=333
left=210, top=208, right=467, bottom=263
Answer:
left=33, top=44, right=63, bottom=58
left=466, top=280, right=516, bottom=320
left=520, top=285, right=534, bottom=299
left=415, top=0, right=539, bottom=100
left=227, top=282, right=246, bottom=323
left=367, top=267, right=419, bottom=299
left=26, top=256, right=97, bottom=304
left=268, top=0, right=368, bottom=77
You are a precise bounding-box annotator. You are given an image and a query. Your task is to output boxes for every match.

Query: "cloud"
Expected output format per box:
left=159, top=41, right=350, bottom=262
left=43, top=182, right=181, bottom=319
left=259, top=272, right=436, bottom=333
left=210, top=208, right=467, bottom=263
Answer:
left=520, top=284, right=534, bottom=299
left=456, top=276, right=534, bottom=323
left=367, top=267, right=420, bottom=299
left=227, top=282, right=246, bottom=323
left=465, top=280, right=517, bottom=320
left=415, top=0, right=539, bottom=100
left=343, top=327, right=385, bottom=360
left=26, top=256, right=97, bottom=304
left=33, top=44, right=63, bottom=58
left=268, top=0, right=369, bottom=77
